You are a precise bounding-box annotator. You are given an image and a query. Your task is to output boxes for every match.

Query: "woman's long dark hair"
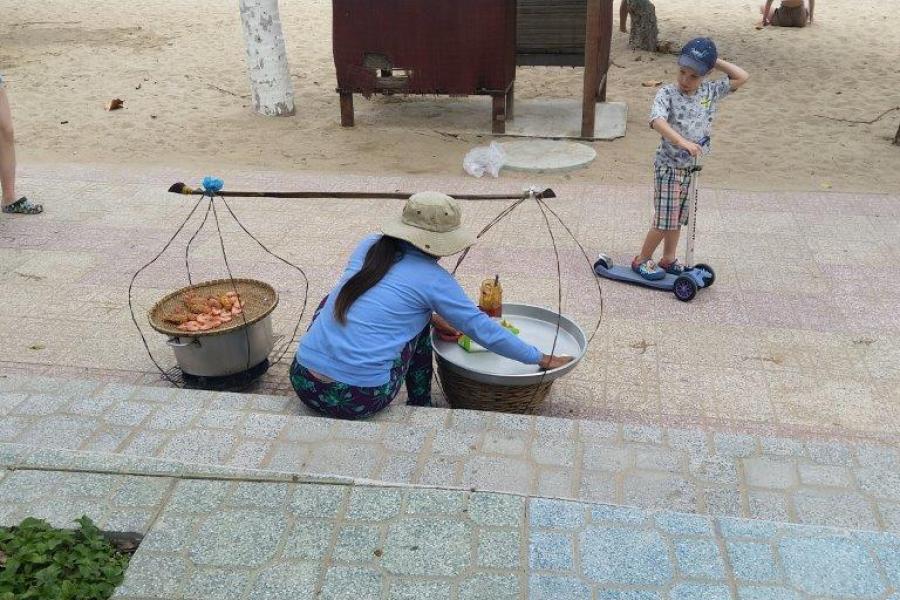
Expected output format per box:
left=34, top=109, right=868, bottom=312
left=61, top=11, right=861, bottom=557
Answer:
left=333, top=236, right=403, bottom=324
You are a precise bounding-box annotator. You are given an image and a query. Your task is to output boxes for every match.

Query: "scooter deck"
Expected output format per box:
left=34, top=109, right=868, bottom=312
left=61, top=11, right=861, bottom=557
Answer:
left=593, top=263, right=678, bottom=291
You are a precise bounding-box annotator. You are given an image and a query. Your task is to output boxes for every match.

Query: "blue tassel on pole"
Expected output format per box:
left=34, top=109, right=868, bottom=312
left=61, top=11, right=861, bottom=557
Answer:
left=202, top=176, right=225, bottom=193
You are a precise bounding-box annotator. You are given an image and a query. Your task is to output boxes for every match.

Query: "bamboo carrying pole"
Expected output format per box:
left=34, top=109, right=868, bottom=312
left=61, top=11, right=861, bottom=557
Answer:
left=168, top=182, right=556, bottom=201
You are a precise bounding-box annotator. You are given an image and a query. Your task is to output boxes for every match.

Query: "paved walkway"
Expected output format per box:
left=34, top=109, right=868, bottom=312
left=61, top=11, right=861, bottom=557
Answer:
left=1, top=162, right=898, bottom=440
left=2, top=451, right=900, bottom=600
left=2, top=376, right=898, bottom=532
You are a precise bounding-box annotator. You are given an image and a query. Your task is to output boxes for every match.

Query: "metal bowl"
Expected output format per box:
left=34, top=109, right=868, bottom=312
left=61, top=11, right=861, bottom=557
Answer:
left=432, top=303, right=586, bottom=386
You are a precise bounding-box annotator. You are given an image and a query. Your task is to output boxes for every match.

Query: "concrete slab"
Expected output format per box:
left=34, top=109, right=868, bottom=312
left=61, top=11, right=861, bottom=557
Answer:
left=500, top=140, right=597, bottom=173
left=506, top=99, right=628, bottom=140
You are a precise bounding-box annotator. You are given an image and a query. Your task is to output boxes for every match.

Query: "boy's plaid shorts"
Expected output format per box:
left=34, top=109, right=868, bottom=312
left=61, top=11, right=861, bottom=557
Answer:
left=652, top=166, right=692, bottom=231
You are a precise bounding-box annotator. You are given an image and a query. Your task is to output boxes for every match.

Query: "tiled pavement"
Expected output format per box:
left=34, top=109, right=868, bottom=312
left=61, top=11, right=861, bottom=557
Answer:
left=1, top=162, right=899, bottom=438
left=2, top=458, right=900, bottom=600
left=2, top=375, right=899, bottom=533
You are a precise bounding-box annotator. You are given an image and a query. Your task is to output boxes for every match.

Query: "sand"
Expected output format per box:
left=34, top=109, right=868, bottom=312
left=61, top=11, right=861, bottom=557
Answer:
left=1, top=0, right=899, bottom=193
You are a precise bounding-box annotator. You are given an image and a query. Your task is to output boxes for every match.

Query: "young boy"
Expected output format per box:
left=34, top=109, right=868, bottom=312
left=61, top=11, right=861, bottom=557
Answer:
left=632, top=37, right=748, bottom=280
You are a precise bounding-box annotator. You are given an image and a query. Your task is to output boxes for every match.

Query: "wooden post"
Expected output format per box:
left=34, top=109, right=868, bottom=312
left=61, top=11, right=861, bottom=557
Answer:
left=492, top=95, right=507, bottom=134
left=598, top=0, right=613, bottom=102
left=506, top=84, right=515, bottom=122
left=894, top=121, right=900, bottom=146
left=581, top=0, right=603, bottom=138
left=340, top=92, right=354, bottom=127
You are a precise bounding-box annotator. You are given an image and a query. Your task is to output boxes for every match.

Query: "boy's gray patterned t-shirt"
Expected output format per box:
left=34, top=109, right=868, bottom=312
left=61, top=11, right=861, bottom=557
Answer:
left=649, top=77, right=732, bottom=168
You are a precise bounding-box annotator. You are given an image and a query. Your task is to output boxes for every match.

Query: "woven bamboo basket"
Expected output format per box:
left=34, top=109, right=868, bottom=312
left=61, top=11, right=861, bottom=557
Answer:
left=437, top=356, right=553, bottom=414
left=148, top=278, right=278, bottom=338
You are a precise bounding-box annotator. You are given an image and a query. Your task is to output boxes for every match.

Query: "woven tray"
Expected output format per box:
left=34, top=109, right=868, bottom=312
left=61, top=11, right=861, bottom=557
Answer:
left=148, top=278, right=278, bottom=338
left=437, top=357, right=553, bottom=414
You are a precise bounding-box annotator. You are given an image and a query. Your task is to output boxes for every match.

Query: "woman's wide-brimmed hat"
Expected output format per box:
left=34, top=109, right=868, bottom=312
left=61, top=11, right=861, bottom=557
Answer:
left=381, top=191, right=477, bottom=257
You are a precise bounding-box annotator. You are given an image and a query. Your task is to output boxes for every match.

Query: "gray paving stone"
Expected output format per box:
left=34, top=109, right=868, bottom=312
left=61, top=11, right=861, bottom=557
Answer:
left=483, top=430, right=528, bottom=456
left=492, top=413, right=534, bottom=433
left=634, top=447, right=683, bottom=472
left=579, top=419, right=619, bottom=440
left=59, top=472, right=121, bottom=497
left=382, top=517, right=472, bottom=576
left=468, top=492, right=524, bottom=527
left=0, top=470, right=64, bottom=502
left=379, top=453, right=417, bottom=483
left=623, top=424, right=664, bottom=444
left=536, top=466, right=574, bottom=498
left=113, top=476, right=171, bottom=507
left=265, top=442, right=308, bottom=472
left=0, top=392, right=27, bottom=414
left=166, top=479, right=231, bottom=513
left=728, top=541, right=780, bottom=583
left=23, top=415, right=98, bottom=449
left=140, top=512, right=199, bottom=553
left=743, top=457, right=799, bottom=490
left=30, top=496, right=106, bottom=529
left=881, top=502, right=900, bottom=533
left=242, top=413, right=290, bottom=439
left=82, top=427, right=132, bottom=453
left=737, top=587, right=802, bottom=600
left=94, top=383, right=138, bottom=404
left=655, top=512, right=714, bottom=535
left=690, top=456, right=740, bottom=485
left=10, top=393, right=69, bottom=416
left=714, top=432, right=758, bottom=458
left=671, top=583, right=732, bottom=600
left=458, top=573, right=520, bottom=600
left=0, top=416, right=31, bottom=442
left=578, top=469, right=618, bottom=503
left=579, top=527, right=672, bottom=585
left=718, top=517, right=778, bottom=539
left=66, top=396, right=116, bottom=416
left=478, top=529, right=520, bottom=568
left=463, top=455, right=533, bottom=495
left=147, top=404, right=203, bottom=430
left=623, top=472, right=698, bottom=513
left=582, top=444, right=632, bottom=471
left=530, top=530, right=574, bottom=570
left=208, top=392, right=253, bottom=411
left=535, top=416, right=576, bottom=440
left=417, top=455, right=459, bottom=486
left=131, top=386, right=176, bottom=403
left=283, top=519, right=334, bottom=560
left=102, top=508, right=156, bottom=533
left=675, top=538, right=726, bottom=579
left=289, top=483, right=347, bottom=518
left=798, top=463, right=853, bottom=487
left=190, top=510, right=288, bottom=567
left=196, top=409, right=245, bottom=430
left=121, top=430, right=170, bottom=456
left=104, top=401, right=154, bottom=427
left=404, top=489, right=467, bottom=515
left=779, top=535, right=887, bottom=597
left=855, top=444, right=900, bottom=469
left=529, top=575, right=591, bottom=600
left=320, top=565, right=382, bottom=600
left=448, top=410, right=492, bottom=433
left=283, top=416, right=333, bottom=442
left=184, top=568, right=250, bottom=600
left=794, top=489, right=878, bottom=530
left=668, top=428, right=711, bottom=458
left=347, top=487, right=402, bottom=521
left=161, top=430, right=236, bottom=465
left=596, top=592, right=662, bottom=600
left=531, top=497, right=586, bottom=529
left=748, top=491, right=791, bottom=522
left=857, top=468, right=900, bottom=499
left=531, top=438, right=576, bottom=466
left=590, top=504, right=647, bottom=525
left=333, top=419, right=382, bottom=441
left=307, top=441, right=380, bottom=479
left=227, top=481, right=290, bottom=509
left=247, top=562, right=319, bottom=600
left=703, top=487, right=743, bottom=517
left=333, top=523, right=381, bottom=562
left=432, top=429, right=479, bottom=456
left=113, top=554, right=188, bottom=598
left=759, top=436, right=806, bottom=458
left=805, top=441, right=854, bottom=466
left=227, top=440, right=272, bottom=468
left=388, top=580, right=452, bottom=600
left=873, top=545, right=900, bottom=588
left=382, top=424, right=429, bottom=453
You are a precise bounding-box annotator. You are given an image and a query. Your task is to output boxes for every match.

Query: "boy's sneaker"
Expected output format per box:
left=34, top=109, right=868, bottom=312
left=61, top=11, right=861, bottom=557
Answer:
left=658, top=258, right=685, bottom=275
left=631, top=257, right=666, bottom=281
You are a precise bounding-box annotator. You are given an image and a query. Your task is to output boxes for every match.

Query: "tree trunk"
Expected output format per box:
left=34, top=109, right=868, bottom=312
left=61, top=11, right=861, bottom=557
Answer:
left=239, top=0, right=295, bottom=116
left=628, top=0, right=658, bottom=52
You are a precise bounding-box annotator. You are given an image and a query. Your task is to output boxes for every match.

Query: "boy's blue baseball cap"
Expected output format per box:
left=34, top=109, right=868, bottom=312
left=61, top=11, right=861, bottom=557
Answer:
left=678, top=37, right=718, bottom=76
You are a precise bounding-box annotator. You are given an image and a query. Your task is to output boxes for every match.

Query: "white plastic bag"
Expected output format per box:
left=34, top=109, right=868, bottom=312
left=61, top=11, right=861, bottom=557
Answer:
left=463, top=142, right=506, bottom=178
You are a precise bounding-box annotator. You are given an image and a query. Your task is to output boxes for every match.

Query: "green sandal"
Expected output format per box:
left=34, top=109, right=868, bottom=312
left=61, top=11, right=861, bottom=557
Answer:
left=2, top=197, right=43, bottom=215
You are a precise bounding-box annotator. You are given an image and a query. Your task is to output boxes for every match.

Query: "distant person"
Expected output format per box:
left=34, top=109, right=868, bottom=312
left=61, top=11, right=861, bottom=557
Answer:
left=619, top=0, right=659, bottom=52
left=1, top=74, right=41, bottom=215
left=761, top=0, right=814, bottom=27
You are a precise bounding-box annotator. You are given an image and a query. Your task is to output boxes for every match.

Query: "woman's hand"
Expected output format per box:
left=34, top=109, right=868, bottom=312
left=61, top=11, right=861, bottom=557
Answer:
left=431, top=313, right=461, bottom=342
left=539, top=354, right=574, bottom=370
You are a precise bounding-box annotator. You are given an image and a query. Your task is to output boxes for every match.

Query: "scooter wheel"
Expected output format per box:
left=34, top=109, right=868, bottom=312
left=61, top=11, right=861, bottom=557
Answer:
left=693, top=263, right=715, bottom=288
left=673, top=275, right=698, bottom=302
left=594, top=253, right=613, bottom=270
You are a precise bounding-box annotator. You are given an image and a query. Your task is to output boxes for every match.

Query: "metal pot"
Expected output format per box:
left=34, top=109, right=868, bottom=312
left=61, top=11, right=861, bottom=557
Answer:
left=166, top=315, right=274, bottom=377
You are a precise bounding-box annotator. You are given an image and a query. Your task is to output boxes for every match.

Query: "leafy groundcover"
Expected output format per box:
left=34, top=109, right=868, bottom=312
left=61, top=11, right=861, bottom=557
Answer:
left=0, top=516, right=136, bottom=600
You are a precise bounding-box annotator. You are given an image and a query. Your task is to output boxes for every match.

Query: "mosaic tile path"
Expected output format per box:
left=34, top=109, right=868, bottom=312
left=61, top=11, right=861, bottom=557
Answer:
left=2, top=461, right=899, bottom=600
left=1, top=163, right=898, bottom=437
left=2, top=376, right=898, bottom=532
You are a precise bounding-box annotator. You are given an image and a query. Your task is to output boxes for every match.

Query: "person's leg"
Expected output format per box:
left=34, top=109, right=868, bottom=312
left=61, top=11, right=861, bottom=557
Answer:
left=0, top=86, right=16, bottom=206
left=638, top=228, right=665, bottom=262
left=659, top=167, right=691, bottom=270
left=403, top=326, right=434, bottom=406
left=619, top=0, right=629, bottom=33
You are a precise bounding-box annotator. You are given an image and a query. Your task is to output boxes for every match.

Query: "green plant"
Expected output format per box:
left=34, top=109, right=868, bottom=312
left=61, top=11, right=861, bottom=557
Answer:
left=0, top=516, right=131, bottom=600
